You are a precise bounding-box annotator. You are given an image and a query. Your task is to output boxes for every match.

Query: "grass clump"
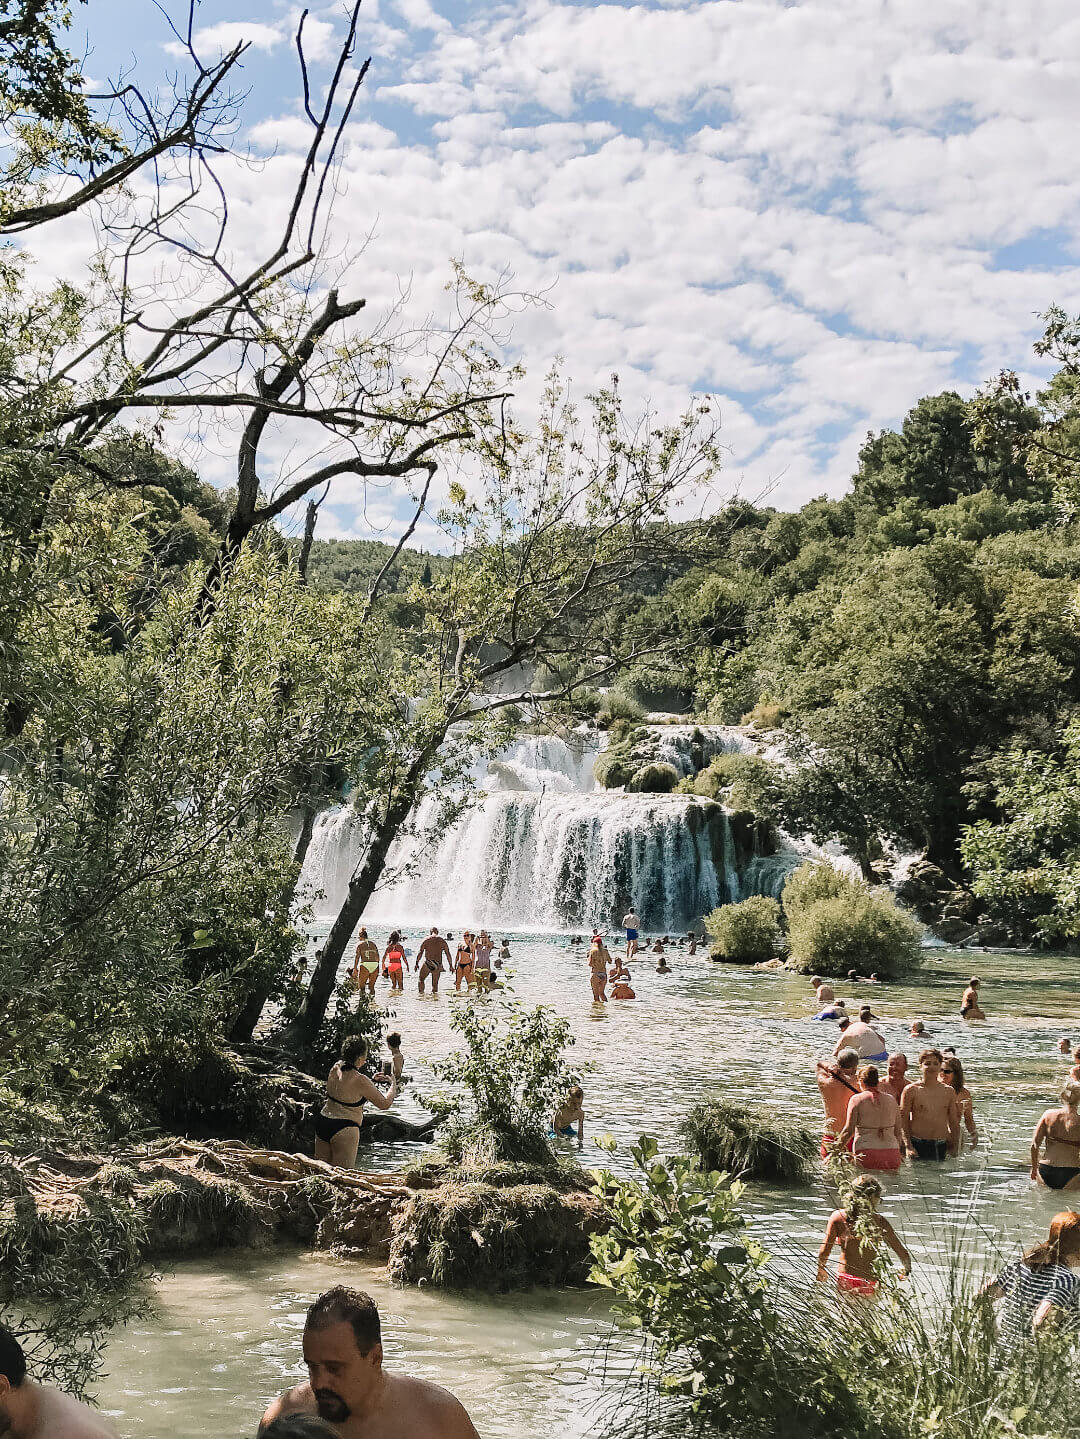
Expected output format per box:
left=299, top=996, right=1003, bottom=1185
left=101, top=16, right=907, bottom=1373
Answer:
left=597, top=688, right=645, bottom=727
left=387, top=1181, right=601, bottom=1290
left=140, top=1174, right=266, bottom=1250
left=593, top=742, right=636, bottom=789
left=627, top=761, right=679, bottom=794
left=741, top=699, right=785, bottom=731
left=680, top=1099, right=817, bottom=1184
left=704, top=895, right=783, bottom=964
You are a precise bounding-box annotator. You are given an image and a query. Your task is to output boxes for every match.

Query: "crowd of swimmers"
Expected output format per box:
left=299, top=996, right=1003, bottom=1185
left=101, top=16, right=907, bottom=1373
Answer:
left=0, top=1285, right=482, bottom=1437
left=811, top=968, right=1080, bottom=1339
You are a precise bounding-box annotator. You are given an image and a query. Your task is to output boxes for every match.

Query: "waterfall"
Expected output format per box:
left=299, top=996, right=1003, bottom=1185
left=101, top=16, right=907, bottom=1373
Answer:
left=300, top=727, right=764, bottom=933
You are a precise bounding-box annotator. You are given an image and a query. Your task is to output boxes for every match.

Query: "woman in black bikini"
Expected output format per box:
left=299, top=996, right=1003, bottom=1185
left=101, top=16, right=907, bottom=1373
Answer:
left=314, top=1036, right=397, bottom=1170
left=1031, top=1080, right=1080, bottom=1191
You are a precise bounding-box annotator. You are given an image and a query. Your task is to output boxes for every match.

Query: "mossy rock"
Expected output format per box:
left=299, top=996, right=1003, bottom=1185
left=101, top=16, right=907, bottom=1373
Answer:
left=626, top=761, right=679, bottom=794
left=387, top=1179, right=604, bottom=1290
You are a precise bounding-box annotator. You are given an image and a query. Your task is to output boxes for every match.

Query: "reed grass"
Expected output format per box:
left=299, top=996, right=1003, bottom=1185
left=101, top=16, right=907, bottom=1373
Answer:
left=680, top=1098, right=818, bottom=1185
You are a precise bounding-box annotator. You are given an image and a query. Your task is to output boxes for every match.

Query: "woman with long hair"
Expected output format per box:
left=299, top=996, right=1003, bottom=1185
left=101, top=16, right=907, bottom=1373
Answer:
left=816, top=1174, right=911, bottom=1295
left=981, top=1211, right=1080, bottom=1344
left=832, top=1064, right=904, bottom=1172
left=313, top=1036, right=397, bottom=1170
left=942, top=1054, right=978, bottom=1148
left=382, top=930, right=409, bottom=992
left=1031, top=1080, right=1080, bottom=1191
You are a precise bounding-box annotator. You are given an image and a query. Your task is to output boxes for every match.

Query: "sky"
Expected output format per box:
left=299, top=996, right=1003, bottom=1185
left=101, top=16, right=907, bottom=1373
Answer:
left=66, top=0, right=1080, bottom=543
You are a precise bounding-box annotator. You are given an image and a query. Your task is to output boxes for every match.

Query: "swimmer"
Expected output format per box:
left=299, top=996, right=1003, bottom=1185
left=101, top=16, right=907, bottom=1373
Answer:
left=621, top=908, right=641, bottom=960
left=812, top=998, right=847, bottom=1022
left=652, top=939, right=665, bottom=955
left=260, top=1287, right=479, bottom=1438
left=900, top=1048, right=960, bottom=1160
left=960, top=976, right=985, bottom=1021
left=589, top=934, right=610, bottom=1002
left=656, top=957, right=672, bottom=974
left=816, top=1048, right=861, bottom=1157
left=1031, top=1080, right=1080, bottom=1191
left=1059, top=1037, right=1072, bottom=1055
left=833, top=1007, right=887, bottom=1063
left=0, top=1325, right=116, bottom=1437
left=553, top=1084, right=585, bottom=1150
left=882, top=1052, right=909, bottom=1104
left=816, top=1175, right=910, bottom=1295
left=416, top=928, right=451, bottom=995
left=611, top=970, right=636, bottom=999
left=910, top=1020, right=927, bottom=1038
left=814, top=977, right=835, bottom=1005
left=688, top=933, right=698, bottom=955
left=498, top=939, right=511, bottom=960
left=942, top=1055, right=978, bottom=1148
left=351, top=928, right=381, bottom=995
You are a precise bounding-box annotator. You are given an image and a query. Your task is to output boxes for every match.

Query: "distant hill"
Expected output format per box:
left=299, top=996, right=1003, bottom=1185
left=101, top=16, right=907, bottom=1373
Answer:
left=303, top=538, right=449, bottom=595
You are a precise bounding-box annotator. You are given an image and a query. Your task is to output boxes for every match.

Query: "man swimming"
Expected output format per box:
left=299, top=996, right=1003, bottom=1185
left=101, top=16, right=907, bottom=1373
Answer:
left=832, top=1006, right=887, bottom=1062
left=260, top=1287, right=479, bottom=1438
left=416, top=929, right=451, bottom=995
left=0, top=1326, right=116, bottom=1437
left=900, top=1048, right=960, bottom=1160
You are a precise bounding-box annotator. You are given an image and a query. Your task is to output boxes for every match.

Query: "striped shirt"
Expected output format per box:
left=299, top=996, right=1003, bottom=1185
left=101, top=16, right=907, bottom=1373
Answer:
left=996, top=1260, right=1080, bottom=1346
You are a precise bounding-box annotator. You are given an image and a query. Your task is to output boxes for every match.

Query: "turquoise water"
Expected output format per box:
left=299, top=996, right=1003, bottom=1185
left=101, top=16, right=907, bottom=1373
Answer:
left=97, top=934, right=1080, bottom=1435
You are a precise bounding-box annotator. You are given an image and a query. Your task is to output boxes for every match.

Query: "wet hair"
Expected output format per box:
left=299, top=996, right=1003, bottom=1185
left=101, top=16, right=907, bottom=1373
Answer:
left=0, top=1327, right=26, bottom=1387
left=341, top=1036, right=369, bottom=1067
left=910, top=1021, right=925, bottom=1034
left=386, top=1032, right=402, bottom=1050
left=1061, top=1080, right=1080, bottom=1108
left=919, top=1047, right=944, bottom=1066
left=1024, top=1211, right=1080, bottom=1271
left=859, top=1006, right=872, bottom=1022
left=260, top=1418, right=340, bottom=1438
left=836, top=1048, right=860, bottom=1070
left=942, top=1056, right=965, bottom=1091
left=388, top=930, right=401, bottom=944
left=845, top=1174, right=882, bottom=1216
left=305, top=1286, right=381, bottom=1354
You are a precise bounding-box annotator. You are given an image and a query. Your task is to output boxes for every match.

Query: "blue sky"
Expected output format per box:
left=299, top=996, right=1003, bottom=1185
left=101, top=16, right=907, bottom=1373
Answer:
left=67, top=0, right=1080, bottom=541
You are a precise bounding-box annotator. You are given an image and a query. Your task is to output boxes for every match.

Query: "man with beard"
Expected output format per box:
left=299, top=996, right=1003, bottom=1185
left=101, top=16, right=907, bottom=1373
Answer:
left=0, top=1327, right=115, bottom=1437
left=259, top=1288, right=479, bottom=1438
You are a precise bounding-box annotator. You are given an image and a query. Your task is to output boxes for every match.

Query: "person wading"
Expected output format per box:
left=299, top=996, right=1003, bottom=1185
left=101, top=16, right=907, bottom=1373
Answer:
left=900, top=1048, right=960, bottom=1160
left=416, top=929, right=451, bottom=995
left=815, top=1048, right=861, bottom=1158
left=314, top=1038, right=398, bottom=1170
left=261, top=1287, right=479, bottom=1438
left=816, top=1175, right=911, bottom=1296
left=1031, top=1080, right=1080, bottom=1191
left=350, top=930, right=380, bottom=995
left=833, top=1064, right=903, bottom=1171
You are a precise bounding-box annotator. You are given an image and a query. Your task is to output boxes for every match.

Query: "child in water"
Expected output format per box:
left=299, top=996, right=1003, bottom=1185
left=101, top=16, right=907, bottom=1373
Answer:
left=552, top=1085, right=585, bottom=1150
left=817, top=1174, right=911, bottom=1295
left=385, top=1032, right=406, bottom=1085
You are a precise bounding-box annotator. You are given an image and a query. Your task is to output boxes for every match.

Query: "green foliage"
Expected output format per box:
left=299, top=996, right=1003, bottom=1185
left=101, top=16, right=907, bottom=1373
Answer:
left=299, top=983, right=385, bottom=1080
left=781, top=861, right=853, bottom=919
left=596, top=688, right=645, bottom=726
left=422, top=996, right=580, bottom=1169
left=703, top=896, right=782, bottom=963
left=627, top=761, right=679, bottom=793
left=741, top=699, right=785, bottom=730
left=679, top=1099, right=816, bottom=1183
left=594, top=741, right=637, bottom=789
left=787, top=890, right=924, bottom=979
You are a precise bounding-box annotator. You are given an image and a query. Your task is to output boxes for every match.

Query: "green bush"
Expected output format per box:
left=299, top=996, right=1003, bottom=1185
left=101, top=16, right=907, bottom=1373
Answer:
left=593, top=742, right=636, bottom=789
left=704, top=896, right=782, bottom=963
left=596, top=688, right=645, bottom=726
left=680, top=1098, right=817, bottom=1184
left=781, top=860, right=854, bottom=919
left=741, top=699, right=785, bottom=730
left=627, top=761, right=680, bottom=793
left=787, top=890, right=923, bottom=979
left=689, top=753, right=782, bottom=815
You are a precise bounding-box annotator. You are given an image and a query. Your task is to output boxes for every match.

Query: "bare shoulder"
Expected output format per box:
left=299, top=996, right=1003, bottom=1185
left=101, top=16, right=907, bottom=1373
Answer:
left=389, top=1374, right=480, bottom=1437
left=37, top=1387, right=119, bottom=1438
left=260, top=1382, right=316, bottom=1429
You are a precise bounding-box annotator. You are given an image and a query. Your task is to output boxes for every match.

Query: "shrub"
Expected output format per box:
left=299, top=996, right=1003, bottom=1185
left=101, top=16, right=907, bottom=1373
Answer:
left=680, top=1099, right=817, bottom=1184
left=627, top=761, right=680, bottom=793
left=704, top=895, right=782, bottom=963
left=596, top=688, right=645, bottom=726
left=593, top=742, right=636, bottom=789
left=781, top=860, right=855, bottom=919
left=787, top=891, right=923, bottom=980
left=741, top=699, right=786, bottom=730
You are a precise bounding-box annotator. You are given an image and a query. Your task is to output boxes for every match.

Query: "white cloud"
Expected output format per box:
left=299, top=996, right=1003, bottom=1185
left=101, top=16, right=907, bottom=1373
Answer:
left=165, top=20, right=284, bottom=58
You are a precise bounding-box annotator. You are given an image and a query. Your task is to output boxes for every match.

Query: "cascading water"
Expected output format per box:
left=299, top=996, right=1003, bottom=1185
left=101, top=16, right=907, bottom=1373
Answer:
left=299, top=728, right=763, bottom=933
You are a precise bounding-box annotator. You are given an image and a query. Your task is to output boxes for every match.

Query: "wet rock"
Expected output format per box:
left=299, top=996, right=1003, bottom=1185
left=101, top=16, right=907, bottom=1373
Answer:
left=935, top=918, right=976, bottom=946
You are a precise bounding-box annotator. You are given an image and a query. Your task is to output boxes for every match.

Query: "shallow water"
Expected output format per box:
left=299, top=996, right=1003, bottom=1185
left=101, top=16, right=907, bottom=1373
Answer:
left=98, top=933, right=1080, bottom=1435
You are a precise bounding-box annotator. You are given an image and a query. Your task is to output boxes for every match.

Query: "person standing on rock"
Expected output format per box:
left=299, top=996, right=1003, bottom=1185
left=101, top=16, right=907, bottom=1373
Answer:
left=0, top=1327, right=116, bottom=1437
left=622, top=907, right=640, bottom=960
left=260, top=1287, right=479, bottom=1438
left=416, top=929, right=451, bottom=995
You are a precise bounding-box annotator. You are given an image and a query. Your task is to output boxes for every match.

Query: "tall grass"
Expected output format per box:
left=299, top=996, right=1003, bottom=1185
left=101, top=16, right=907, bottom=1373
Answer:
left=680, top=1098, right=818, bottom=1184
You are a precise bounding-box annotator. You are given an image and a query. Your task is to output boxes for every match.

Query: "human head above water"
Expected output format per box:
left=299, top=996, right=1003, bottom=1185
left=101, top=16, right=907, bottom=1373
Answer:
left=303, top=1287, right=383, bottom=1426
left=887, top=1052, right=908, bottom=1077
left=859, top=1005, right=872, bottom=1022
left=1061, top=1080, right=1080, bottom=1109
left=386, top=1032, right=401, bottom=1051
left=919, top=1047, right=944, bottom=1073
left=0, top=1326, right=27, bottom=1390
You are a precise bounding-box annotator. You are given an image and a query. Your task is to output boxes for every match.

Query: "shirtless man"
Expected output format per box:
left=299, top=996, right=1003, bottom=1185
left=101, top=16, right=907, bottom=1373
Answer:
left=260, top=1287, right=478, bottom=1439
left=832, top=1006, right=887, bottom=1062
left=622, top=908, right=640, bottom=960
left=350, top=929, right=381, bottom=995
left=588, top=935, right=610, bottom=1002
left=900, top=1048, right=960, bottom=1160
left=816, top=1048, right=861, bottom=1157
left=812, top=976, right=835, bottom=1005
left=882, top=1052, right=908, bottom=1104
left=416, top=929, right=451, bottom=995
left=0, top=1327, right=115, bottom=1437
left=960, top=976, right=985, bottom=1021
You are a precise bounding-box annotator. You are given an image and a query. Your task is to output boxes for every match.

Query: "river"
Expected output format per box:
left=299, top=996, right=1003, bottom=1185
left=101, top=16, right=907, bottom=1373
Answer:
left=97, top=934, right=1080, bottom=1437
